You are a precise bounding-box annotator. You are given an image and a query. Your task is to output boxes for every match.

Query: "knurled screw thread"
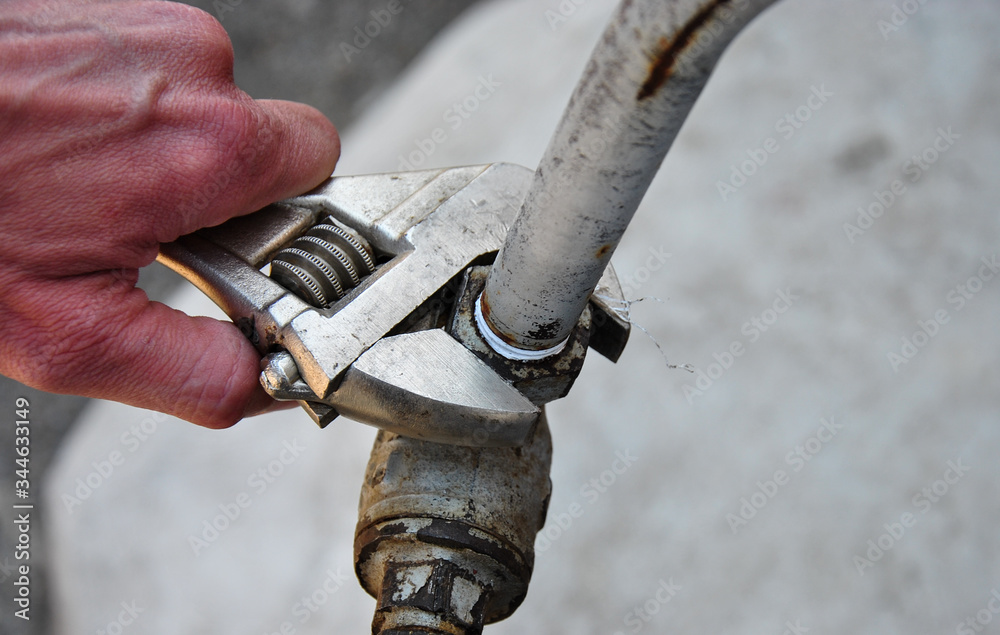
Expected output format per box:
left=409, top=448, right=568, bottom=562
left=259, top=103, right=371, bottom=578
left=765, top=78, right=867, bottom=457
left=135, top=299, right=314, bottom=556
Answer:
left=269, top=217, right=376, bottom=307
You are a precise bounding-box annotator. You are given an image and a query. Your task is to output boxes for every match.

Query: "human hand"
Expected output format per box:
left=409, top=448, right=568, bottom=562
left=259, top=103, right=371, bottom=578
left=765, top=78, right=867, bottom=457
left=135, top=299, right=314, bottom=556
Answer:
left=0, top=0, right=340, bottom=428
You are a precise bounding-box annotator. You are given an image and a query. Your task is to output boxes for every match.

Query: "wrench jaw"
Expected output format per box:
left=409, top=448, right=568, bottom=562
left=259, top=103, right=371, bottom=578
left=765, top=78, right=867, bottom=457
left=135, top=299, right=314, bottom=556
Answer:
left=321, top=329, right=541, bottom=447
left=263, top=328, right=543, bottom=447
left=261, top=164, right=546, bottom=446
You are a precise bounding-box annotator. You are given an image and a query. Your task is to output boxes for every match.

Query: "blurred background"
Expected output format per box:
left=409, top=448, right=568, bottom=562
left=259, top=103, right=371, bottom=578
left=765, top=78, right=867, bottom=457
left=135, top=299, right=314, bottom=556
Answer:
left=4, top=0, right=999, bottom=634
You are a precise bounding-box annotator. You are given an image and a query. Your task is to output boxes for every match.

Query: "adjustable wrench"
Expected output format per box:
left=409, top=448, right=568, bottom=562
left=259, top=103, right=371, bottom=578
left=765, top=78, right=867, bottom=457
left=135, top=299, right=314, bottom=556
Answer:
left=158, top=163, right=629, bottom=446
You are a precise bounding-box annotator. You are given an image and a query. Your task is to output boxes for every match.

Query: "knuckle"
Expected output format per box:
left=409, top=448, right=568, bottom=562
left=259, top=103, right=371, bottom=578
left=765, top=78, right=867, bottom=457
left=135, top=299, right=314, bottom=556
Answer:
left=155, top=2, right=235, bottom=74
left=177, top=104, right=259, bottom=190
left=117, top=1, right=234, bottom=86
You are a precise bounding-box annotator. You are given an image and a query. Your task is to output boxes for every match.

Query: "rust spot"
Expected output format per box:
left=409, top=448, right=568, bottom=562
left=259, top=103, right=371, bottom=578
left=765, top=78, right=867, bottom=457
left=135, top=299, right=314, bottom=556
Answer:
left=479, top=291, right=492, bottom=320
left=596, top=243, right=612, bottom=259
left=479, top=291, right=538, bottom=349
left=526, top=320, right=564, bottom=342
left=636, top=0, right=733, bottom=101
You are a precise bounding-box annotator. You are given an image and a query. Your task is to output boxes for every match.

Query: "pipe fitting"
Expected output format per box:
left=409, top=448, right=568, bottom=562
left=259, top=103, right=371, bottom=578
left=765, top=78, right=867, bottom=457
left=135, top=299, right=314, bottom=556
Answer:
left=354, top=417, right=552, bottom=634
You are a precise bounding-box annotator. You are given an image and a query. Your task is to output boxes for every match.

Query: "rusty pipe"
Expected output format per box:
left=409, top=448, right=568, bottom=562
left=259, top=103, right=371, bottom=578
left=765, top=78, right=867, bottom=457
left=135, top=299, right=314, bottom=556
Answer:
left=480, top=0, right=778, bottom=355
left=354, top=414, right=552, bottom=634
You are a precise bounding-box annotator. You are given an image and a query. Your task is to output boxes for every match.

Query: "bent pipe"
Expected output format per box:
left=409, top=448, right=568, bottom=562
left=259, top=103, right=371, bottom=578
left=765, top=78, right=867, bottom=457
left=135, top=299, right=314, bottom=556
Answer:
left=481, top=0, right=779, bottom=353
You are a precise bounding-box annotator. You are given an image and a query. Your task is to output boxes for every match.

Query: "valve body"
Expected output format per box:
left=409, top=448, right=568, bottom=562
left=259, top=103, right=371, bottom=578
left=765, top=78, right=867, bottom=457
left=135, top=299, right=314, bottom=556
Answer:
left=354, top=417, right=552, bottom=634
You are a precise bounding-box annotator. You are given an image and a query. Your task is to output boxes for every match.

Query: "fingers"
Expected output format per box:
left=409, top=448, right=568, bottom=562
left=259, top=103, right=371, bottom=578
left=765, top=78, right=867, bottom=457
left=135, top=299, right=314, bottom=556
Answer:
left=103, top=89, right=342, bottom=260
left=2, top=272, right=272, bottom=429
left=0, top=1, right=341, bottom=274
left=119, top=95, right=342, bottom=261
left=234, top=98, right=342, bottom=217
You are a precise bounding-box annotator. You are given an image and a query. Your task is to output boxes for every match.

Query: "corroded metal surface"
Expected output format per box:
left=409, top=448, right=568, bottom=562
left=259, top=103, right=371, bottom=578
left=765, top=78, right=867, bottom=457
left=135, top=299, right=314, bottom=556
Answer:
left=355, top=418, right=553, bottom=634
left=481, top=0, right=778, bottom=353
left=451, top=266, right=591, bottom=408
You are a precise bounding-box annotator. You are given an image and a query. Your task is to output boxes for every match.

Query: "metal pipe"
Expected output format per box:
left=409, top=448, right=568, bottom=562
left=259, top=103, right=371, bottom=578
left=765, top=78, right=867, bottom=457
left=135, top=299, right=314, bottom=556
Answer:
left=480, top=0, right=778, bottom=353
left=354, top=413, right=552, bottom=634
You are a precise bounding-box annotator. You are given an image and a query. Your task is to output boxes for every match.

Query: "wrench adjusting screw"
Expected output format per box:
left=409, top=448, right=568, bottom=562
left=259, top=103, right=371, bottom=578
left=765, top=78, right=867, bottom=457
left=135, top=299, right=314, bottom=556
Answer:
left=269, top=217, right=376, bottom=307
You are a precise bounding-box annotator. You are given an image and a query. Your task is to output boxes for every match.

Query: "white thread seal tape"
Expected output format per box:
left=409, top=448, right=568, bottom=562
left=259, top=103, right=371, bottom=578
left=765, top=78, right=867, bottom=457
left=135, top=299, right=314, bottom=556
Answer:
left=474, top=293, right=569, bottom=361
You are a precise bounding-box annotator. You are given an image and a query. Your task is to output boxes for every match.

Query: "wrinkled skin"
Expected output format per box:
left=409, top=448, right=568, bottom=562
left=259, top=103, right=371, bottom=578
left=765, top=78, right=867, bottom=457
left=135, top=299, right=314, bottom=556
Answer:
left=0, top=0, right=341, bottom=428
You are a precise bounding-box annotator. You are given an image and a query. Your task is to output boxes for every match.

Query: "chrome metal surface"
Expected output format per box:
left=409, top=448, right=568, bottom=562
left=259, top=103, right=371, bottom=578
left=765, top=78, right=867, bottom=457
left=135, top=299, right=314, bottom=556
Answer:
left=327, top=329, right=539, bottom=447
left=481, top=0, right=778, bottom=353
left=260, top=350, right=300, bottom=393
left=196, top=202, right=320, bottom=268
left=280, top=163, right=532, bottom=400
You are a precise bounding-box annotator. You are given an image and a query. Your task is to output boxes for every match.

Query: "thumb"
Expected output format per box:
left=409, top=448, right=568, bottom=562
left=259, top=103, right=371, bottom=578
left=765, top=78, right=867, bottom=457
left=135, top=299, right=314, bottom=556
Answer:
left=107, top=301, right=270, bottom=429
left=5, top=273, right=276, bottom=429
